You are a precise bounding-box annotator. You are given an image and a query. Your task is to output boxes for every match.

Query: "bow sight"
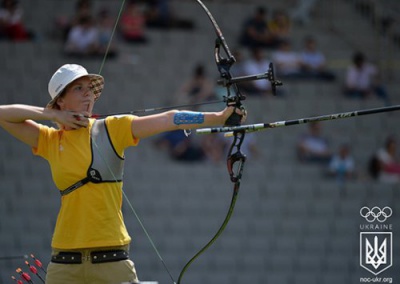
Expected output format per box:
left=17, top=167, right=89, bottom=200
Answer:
left=217, top=62, right=283, bottom=97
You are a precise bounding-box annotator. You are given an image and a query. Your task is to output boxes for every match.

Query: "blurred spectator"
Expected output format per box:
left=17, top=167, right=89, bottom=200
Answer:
left=200, top=133, right=229, bottom=164
left=300, top=36, right=336, bottom=81
left=291, top=0, right=319, bottom=26
left=238, top=6, right=282, bottom=50
left=54, top=0, right=93, bottom=42
left=97, top=7, right=118, bottom=58
left=371, top=136, right=400, bottom=184
left=297, top=122, right=332, bottom=164
left=120, top=0, right=148, bottom=44
left=271, top=40, right=304, bottom=79
left=241, top=133, right=259, bottom=160
left=231, top=49, right=247, bottom=78
left=241, top=48, right=273, bottom=96
left=344, top=51, right=390, bottom=105
left=153, top=130, right=206, bottom=162
left=268, top=9, right=291, bottom=43
left=175, top=64, right=216, bottom=109
left=327, top=144, right=356, bottom=182
left=64, top=15, right=101, bottom=57
left=145, top=0, right=194, bottom=30
left=0, top=0, right=33, bottom=41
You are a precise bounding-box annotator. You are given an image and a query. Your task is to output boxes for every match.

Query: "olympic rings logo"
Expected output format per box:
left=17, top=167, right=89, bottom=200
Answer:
left=360, top=206, right=392, bottom=223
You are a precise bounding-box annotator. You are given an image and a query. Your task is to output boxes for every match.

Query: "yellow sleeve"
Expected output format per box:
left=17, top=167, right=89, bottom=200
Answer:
left=32, top=124, right=58, bottom=159
left=105, top=115, right=139, bottom=157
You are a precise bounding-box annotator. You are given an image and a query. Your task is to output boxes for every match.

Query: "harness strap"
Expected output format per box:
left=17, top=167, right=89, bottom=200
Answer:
left=60, top=178, right=90, bottom=197
left=59, top=119, right=124, bottom=196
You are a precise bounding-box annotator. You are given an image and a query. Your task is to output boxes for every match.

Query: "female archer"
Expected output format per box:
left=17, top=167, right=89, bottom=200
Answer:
left=0, top=64, right=245, bottom=284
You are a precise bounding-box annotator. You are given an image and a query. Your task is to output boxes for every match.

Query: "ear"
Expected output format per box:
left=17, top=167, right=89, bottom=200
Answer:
left=55, top=96, right=65, bottom=110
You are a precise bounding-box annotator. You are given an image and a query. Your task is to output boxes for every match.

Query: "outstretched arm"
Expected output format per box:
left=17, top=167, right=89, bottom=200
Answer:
left=131, top=107, right=241, bottom=139
left=0, top=104, right=89, bottom=147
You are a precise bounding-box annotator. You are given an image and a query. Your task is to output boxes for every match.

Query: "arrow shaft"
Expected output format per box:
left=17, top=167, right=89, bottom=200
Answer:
left=196, top=104, right=400, bottom=134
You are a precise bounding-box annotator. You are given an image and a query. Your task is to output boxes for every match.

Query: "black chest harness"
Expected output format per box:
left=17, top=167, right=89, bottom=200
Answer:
left=60, top=119, right=125, bottom=196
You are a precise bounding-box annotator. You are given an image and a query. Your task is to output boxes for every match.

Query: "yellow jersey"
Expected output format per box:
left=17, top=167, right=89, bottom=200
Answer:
left=33, top=116, right=139, bottom=249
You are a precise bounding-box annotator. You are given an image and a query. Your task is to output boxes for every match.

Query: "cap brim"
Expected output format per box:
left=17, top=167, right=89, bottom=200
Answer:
left=46, top=74, right=104, bottom=109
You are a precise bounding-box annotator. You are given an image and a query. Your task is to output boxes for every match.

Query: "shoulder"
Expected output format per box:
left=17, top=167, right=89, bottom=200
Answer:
left=38, top=122, right=59, bottom=137
left=103, top=115, right=137, bottom=137
left=103, top=115, right=139, bottom=149
left=104, top=115, right=136, bottom=127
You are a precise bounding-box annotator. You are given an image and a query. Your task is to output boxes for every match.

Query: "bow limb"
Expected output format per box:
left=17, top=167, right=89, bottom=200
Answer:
left=177, top=130, right=246, bottom=284
left=177, top=185, right=240, bottom=284
left=195, top=0, right=245, bottom=111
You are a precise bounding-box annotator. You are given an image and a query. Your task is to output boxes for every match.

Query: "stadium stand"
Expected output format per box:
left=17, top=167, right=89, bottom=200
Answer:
left=0, top=0, right=399, bottom=283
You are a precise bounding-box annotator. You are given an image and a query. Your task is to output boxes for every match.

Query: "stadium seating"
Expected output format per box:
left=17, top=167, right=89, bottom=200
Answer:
left=0, top=0, right=399, bottom=283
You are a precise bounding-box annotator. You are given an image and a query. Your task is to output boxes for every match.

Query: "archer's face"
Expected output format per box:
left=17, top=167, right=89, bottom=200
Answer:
left=57, top=77, right=96, bottom=115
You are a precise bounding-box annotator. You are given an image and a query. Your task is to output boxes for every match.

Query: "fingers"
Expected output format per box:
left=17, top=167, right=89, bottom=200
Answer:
left=223, top=105, right=248, bottom=126
left=237, top=106, right=248, bottom=123
left=236, top=106, right=247, bottom=116
left=55, top=111, right=89, bottom=129
left=228, top=105, right=246, bottom=116
left=72, top=113, right=89, bottom=128
left=231, top=106, right=247, bottom=124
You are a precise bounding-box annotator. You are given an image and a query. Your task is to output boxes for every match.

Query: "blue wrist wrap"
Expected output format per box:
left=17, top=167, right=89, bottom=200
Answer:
left=173, top=112, right=205, bottom=125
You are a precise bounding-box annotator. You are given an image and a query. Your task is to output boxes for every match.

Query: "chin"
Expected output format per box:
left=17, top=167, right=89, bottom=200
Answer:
left=84, top=105, right=94, bottom=114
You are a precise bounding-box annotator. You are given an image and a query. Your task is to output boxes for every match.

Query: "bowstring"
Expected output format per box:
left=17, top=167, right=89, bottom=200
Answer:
left=97, top=0, right=126, bottom=76
left=92, top=139, right=176, bottom=284
left=94, top=1, right=176, bottom=283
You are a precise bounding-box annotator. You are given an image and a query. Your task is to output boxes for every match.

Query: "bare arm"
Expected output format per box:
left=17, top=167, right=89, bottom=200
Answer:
left=0, top=104, right=89, bottom=147
left=132, top=107, right=236, bottom=139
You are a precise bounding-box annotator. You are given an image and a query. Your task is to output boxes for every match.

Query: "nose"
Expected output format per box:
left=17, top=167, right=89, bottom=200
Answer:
left=83, top=86, right=94, bottom=97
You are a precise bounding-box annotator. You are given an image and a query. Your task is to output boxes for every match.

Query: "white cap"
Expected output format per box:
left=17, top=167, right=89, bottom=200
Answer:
left=47, top=64, right=104, bottom=109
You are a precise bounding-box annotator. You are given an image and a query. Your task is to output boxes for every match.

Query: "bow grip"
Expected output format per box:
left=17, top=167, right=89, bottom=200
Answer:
left=225, top=111, right=242, bottom=126
left=225, top=102, right=245, bottom=126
